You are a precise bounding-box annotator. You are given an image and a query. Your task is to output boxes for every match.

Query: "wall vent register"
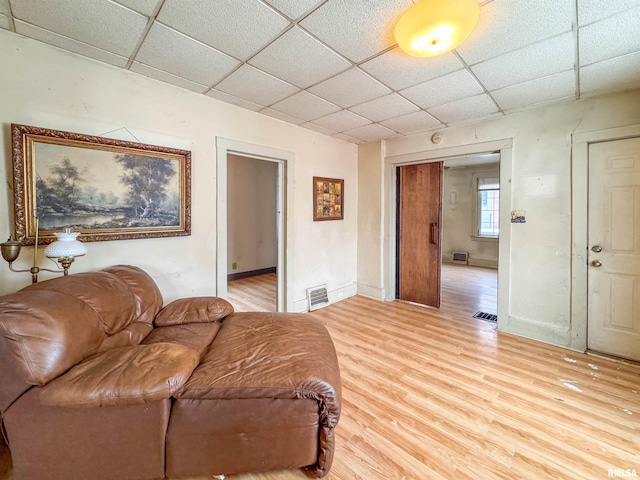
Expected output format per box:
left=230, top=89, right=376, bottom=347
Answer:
left=307, top=284, right=329, bottom=311
left=451, top=251, right=469, bottom=265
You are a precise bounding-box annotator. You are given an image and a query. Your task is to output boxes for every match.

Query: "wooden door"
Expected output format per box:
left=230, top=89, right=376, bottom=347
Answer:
left=588, top=137, right=640, bottom=361
left=398, top=162, right=443, bottom=307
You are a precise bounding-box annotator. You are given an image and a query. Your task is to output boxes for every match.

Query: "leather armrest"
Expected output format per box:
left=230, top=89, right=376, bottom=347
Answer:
left=39, top=343, right=199, bottom=407
left=155, top=297, right=234, bottom=327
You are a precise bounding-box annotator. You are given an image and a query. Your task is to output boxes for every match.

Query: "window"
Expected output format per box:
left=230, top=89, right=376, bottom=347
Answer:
left=477, top=177, right=499, bottom=238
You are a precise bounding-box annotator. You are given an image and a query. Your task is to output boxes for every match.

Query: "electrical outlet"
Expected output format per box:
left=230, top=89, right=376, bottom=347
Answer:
left=232, top=262, right=237, bottom=270
left=338, top=291, right=344, bottom=298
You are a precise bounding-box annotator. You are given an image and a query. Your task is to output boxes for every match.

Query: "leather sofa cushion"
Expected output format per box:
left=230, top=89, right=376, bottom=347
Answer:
left=0, top=290, right=106, bottom=386
left=103, top=265, right=163, bottom=325
left=39, top=343, right=199, bottom=407
left=176, top=313, right=341, bottom=428
left=143, top=323, right=221, bottom=361
left=24, top=271, right=137, bottom=335
left=155, top=297, right=234, bottom=326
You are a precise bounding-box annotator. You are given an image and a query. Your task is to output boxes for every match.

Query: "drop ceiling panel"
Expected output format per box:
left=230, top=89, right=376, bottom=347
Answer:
left=380, top=111, right=442, bottom=135
left=349, top=94, right=419, bottom=123
left=400, top=69, right=484, bottom=110
left=130, top=62, right=209, bottom=93
left=249, top=27, right=351, bottom=89
left=0, top=0, right=9, bottom=15
left=11, top=0, right=147, bottom=57
left=308, top=68, right=391, bottom=108
left=471, top=33, right=574, bottom=91
left=114, top=0, right=160, bottom=16
left=579, top=7, right=640, bottom=66
left=456, top=0, right=572, bottom=65
left=360, top=47, right=463, bottom=91
left=15, top=20, right=128, bottom=67
left=577, top=0, right=640, bottom=26
left=0, top=15, right=8, bottom=29
left=491, top=70, right=575, bottom=111
left=260, top=108, right=305, bottom=125
left=300, top=0, right=412, bottom=63
left=157, top=0, right=290, bottom=60
left=270, top=91, right=341, bottom=122
left=580, top=51, right=640, bottom=96
left=214, top=65, right=299, bottom=106
left=427, top=94, right=499, bottom=124
left=332, top=132, right=362, bottom=143
left=262, top=0, right=325, bottom=20
left=311, top=110, right=371, bottom=132
left=135, top=24, right=240, bottom=87
left=206, top=89, right=264, bottom=111
left=301, top=122, right=337, bottom=135
left=342, top=123, right=397, bottom=143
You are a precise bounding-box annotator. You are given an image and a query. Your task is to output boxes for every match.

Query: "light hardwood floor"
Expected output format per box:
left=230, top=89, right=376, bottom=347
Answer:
left=228, top=273, right=277, bottom=312
left=2, top=267, right=639, bottom=480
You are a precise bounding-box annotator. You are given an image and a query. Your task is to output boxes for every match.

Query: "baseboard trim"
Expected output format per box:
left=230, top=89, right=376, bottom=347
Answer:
left=228, top=267, right=276, bottom=282
left=293, top=283, right=358, bottom=313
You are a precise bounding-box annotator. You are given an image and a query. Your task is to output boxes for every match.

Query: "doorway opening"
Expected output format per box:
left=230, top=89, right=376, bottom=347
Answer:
left=216, top=138, right=294, bottom=313
left=226, top=154, right=278, bottom=312
left=394, top=154, right=500, bottom=318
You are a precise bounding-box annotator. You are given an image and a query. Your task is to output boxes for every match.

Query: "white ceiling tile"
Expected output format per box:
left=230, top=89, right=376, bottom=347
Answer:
left=471, top=33, right=574, bottom=91
left=311, top=110, right=371, bottom=132
left=400, top=69, right=483, bottom=109
left=206, top=89, right=264, bottom=111
left=135, top=23, right=239, bottom=87
left=360, top=47, right=464, bottom=91
left=262, top=0, right=324, bottom=20
left=0, top=0, right=9, bottom=15
left=491, top=71, right=575, bottom=111
left=249, top=26, right=350, bottom=89
left=130, top=62, right=209, bottom=93
left=427, top=94, right=499, bottom=124
left=157, top=0, right=289, bottom=60
left=0, top=14, right=10, bottom=30
left=342, top=124, right=397, bottom=143
left=578, top=0, right=640, bottom=26
left=349, top=94, right=419, bottom=123
left=215, top=65, right=299, bottom=106
left=270, top=91, right=341, bottom=122
left=380, top=111, right=442, bottom=135
left=580, top=50, right=640, bottom=96
left=331, top=133, right=362, bottom=144
left=11, top=0, right=147, bottom=57
left=260, top=108, right=305, bottom=125
left=14, top=20, right=128, bottom=67
left=300, top=0, right=413, bottom=63
left=579, top=7, right=640, bottom=66
left=301, top=122, right=337, bottom=135
left=456, top=0, right=572, bottom=65
left=308, top=68, right=391, bottom=108
left=114, top=0, right=160, bottom=16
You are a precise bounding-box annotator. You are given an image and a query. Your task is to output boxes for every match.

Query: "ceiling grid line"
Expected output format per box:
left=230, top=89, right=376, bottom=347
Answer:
left=124, top=0, right=166, bottom=70
left=571, top=0, right=581, bottom=100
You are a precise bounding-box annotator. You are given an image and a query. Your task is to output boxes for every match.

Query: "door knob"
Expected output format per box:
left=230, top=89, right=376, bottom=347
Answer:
left=591, top=245, right=602, bottom=253
left=591, top=260, right=602, bottom=267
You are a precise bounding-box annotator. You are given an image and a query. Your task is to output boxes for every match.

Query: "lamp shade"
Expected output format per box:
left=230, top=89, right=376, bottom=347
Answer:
left=44, top=229, right=87, bottom=258
left=395, top=0, right=480, bottom=57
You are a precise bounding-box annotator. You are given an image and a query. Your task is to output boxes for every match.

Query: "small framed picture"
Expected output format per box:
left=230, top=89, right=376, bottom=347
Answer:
left=313, top=177, right=344, bottom=221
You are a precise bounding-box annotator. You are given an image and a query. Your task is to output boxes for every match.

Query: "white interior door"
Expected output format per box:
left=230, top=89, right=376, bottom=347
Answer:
left=588, top=137, right=640, bottom=361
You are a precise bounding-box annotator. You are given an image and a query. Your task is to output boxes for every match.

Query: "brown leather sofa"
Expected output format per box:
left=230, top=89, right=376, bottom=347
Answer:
left=0, top=265, right=341, bottom=480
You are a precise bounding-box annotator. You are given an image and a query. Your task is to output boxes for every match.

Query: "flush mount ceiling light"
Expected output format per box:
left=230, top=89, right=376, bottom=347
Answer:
left=395, top=0, right=480, bottom=57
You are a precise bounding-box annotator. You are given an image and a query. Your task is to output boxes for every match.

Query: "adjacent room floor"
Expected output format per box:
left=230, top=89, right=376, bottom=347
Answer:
left=2, top=266, right=638, bottom=480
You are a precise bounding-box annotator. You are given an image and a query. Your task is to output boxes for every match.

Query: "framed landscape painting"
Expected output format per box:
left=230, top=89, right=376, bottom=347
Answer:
left=11, top=123, right=191, bottom=244
left=313, top=176, right=344, bottom=221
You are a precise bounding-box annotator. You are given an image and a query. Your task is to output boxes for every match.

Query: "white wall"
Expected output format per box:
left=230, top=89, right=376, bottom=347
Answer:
left=0, top=30, right=358, bottom=308
left=357, top=88, right=640, bottom=349
left=442, top=163, right=499, bottom=268
left=227, top=154, right=277, bottom=275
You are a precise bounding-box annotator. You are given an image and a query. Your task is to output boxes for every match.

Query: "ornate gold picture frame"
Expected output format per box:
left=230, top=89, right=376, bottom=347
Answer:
left=313, top=176, right=344, bottom=221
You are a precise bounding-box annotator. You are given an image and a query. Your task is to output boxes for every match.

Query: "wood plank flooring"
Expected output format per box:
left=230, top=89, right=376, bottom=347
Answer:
left=227, top=273, right=277, bottom=312
left=2, top=266, right=638, bottom=480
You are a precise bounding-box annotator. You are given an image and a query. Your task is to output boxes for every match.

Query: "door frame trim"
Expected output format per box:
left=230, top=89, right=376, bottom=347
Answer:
left=571, top=124, right=640, bottom=352
left=383, top=139, right=512, bottom=331
left=216, top=137, right=295, bottom=312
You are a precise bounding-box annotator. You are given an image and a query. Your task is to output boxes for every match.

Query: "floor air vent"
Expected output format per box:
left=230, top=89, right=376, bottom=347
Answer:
left=307, top=284, right=329, bottom=311
left=473, top=311, right=497, bottom=322
left=452, top=251, right=469, bottom=265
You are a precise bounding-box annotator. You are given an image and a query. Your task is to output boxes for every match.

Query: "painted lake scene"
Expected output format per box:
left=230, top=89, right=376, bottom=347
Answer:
left=34, top=142, right=180, bottom=232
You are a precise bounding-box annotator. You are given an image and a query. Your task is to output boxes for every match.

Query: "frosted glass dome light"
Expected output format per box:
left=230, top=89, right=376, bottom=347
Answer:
left=44, top=229, right=88, bottom=258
